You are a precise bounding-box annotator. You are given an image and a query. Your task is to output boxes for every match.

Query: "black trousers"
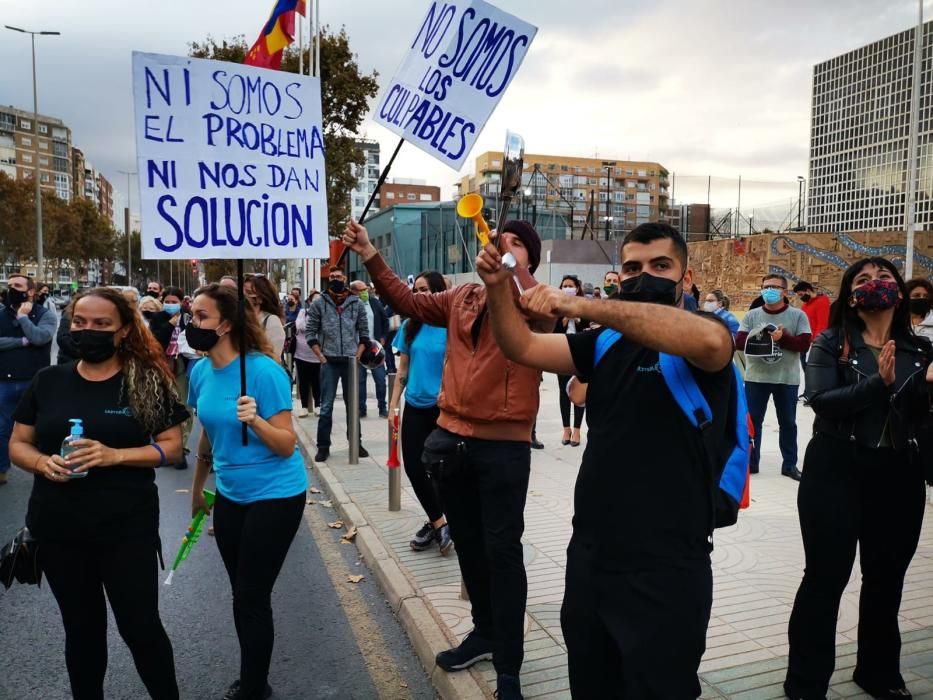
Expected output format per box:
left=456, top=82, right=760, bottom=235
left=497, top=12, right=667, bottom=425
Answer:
left=786, top=434, right=926, bottom=697
left=41, top=536, right=179, bottom=700
left=557, top=374, right=585, bottom=429
left=401, top=403, right=443, bottom=523
left=294, top=358, right=321, bottom=409
left=214, top=491, right=306, bottom=699
left=432, top=430, right=530, bottom=676
left=561, top=535, right=712, bottom=699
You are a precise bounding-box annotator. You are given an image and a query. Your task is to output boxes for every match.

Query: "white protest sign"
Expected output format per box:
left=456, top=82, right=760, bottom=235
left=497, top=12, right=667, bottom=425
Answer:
left=373, top=0, right=537, bottom=170
left=132, top=52, right=329, bottom=260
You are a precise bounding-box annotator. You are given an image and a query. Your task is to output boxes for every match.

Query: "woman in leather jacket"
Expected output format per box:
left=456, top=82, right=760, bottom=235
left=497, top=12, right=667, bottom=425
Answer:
left=784, top=257, right=933, bottom=700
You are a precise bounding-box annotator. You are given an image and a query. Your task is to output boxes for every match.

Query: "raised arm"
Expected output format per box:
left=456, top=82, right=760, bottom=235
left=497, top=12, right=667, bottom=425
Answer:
left=18, top=307, right=56, bottom=346
left=478, top=245, right=578, bottom=376
left=342, top=220, right=452, bottom=328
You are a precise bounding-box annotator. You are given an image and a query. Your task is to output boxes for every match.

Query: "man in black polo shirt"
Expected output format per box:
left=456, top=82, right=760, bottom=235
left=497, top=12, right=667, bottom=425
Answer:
left=477, top=223, right=736, bottom=698
left=0, top=273, right=56, bottom=485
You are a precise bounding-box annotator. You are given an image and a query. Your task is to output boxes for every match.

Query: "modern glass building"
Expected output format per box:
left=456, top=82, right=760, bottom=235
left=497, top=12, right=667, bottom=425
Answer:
left=808, top=22, right=933, bottom=232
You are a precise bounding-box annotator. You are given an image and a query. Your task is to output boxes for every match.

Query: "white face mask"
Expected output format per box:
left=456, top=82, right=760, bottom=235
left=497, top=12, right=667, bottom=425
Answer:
left=562, top=287, right=578, bottom=295
left=703, top=301, right=719, bottom=313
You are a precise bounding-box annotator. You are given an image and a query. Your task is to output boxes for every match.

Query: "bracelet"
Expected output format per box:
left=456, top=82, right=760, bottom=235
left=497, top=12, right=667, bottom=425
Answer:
left=150, top=442, right=167, bottom=467
left=33, top=454, right=46, bottom=472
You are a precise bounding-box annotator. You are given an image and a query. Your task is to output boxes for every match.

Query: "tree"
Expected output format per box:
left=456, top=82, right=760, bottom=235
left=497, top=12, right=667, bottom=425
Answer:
left=188, top=27, right=379, bottom=238
left=0, top=172, right=37, bottom=270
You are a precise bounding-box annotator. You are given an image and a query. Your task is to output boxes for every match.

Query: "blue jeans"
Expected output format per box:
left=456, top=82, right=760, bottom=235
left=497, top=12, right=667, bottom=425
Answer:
left=745, top=381, right=799, bottom=472
left=0, top=380, right=31, bottom=473
left=316, top=360, right=361, bottom=450
left=358, top=364, right=386, bottom=414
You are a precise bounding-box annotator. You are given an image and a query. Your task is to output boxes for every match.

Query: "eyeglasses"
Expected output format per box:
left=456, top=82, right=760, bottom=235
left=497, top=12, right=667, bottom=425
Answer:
left=762, top=284, right=786, bottom=291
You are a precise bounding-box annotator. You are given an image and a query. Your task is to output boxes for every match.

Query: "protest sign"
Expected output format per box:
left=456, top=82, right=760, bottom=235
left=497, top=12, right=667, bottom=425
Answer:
left=373, top=0, right=537, bottom=170
left=132, top=52, right=328, bottom=260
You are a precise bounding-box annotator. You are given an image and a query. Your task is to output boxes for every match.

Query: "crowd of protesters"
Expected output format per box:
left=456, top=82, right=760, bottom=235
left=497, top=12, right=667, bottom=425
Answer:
left=2, top=222, right=932, bottom=700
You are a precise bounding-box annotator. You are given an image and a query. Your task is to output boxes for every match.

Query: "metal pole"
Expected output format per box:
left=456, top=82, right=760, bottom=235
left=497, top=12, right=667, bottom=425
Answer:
left=604, top=167, right=611, bottom=241
left=736, top=175, right=742, bottom=238
left=797, top=177, right=804, bottom=230
left=314, top=0, right=320, bottom=79
left=905, top=0, right=923, bottom=281
left=348, top=360, right=360, bottom=464
left=387, top=373, right=400, bottom=511
left=30, top=33, right=43, bottom=281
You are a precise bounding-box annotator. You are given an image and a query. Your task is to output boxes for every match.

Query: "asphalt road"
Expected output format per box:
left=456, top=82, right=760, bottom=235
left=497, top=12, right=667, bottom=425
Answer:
left=0, top=436, right=437, bottom=700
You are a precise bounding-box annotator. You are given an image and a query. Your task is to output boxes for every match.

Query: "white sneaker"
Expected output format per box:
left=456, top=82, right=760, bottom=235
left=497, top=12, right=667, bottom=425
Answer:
left=313, top=407, right=320, bottom=416
left=297, top=408, right=309, bottom=418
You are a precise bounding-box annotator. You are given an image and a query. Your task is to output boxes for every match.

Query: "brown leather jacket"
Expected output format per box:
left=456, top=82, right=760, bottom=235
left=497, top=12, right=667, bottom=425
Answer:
left=366, top=254, right=540, bottom=442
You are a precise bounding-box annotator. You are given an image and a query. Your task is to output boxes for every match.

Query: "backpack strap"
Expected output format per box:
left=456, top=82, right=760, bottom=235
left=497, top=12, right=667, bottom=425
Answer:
left=719, top=364, right=750, bottom=503
left=658, top=353, right=712, bottom=431
left=594, top=329, right=623, bottom=367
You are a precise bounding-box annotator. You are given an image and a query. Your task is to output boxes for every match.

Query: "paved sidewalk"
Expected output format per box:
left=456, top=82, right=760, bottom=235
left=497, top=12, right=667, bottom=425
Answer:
left=294, top=377, right=933, bottom=700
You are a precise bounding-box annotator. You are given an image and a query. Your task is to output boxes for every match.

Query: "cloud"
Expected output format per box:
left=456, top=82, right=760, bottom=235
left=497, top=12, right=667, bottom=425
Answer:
left=1, top=0, right=929, bottom=214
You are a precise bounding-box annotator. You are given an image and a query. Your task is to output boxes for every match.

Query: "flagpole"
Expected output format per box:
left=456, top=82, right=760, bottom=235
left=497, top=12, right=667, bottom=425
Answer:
left=314, top=0, right=320, bottom=78
left=298, top=4, right=303, bottom=75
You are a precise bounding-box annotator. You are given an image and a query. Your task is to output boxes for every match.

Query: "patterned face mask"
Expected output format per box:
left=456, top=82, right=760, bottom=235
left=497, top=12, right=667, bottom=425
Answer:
left=850, top=279, right=900, bottom=312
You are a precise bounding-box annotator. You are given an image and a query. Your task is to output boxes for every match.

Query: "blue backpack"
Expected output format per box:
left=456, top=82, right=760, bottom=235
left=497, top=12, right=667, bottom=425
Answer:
left=594, top=329, right=751, bottom=530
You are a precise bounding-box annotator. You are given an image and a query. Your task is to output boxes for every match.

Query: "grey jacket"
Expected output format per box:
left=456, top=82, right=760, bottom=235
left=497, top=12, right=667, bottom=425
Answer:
left=305, top=292, right=370, bottom=359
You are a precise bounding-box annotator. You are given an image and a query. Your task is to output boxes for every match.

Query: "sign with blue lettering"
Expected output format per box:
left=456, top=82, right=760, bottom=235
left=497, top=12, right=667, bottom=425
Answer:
left=373, top=1, right=537, bottom=170
left=132, top=52, right=328, bottom=260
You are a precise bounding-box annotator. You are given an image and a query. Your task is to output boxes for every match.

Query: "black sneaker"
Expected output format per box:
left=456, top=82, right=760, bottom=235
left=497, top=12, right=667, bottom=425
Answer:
left=222, top=680, right=273, bottom=700
left=313, top=448, right=330, bottom=463
left=410, top=522, right=435, bottom=551
left=495, top=674, right=522, bottom=700
left=378, top=409, right=389, bottom=418
left=436, top=523, right=453, bottom=556
left=530, top=438, right=544, bottom=450
left=436, top=630, right=494, bottom=671
left=358, top=445, right=369, bottom=458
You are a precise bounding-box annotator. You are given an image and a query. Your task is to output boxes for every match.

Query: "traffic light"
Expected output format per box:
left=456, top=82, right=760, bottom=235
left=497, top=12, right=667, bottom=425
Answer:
left=190, top=259, right=198, bottom=275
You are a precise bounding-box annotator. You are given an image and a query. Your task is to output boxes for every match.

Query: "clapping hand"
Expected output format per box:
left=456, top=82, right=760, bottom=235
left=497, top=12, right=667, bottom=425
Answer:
left=878, top=340, right=896, bottom=386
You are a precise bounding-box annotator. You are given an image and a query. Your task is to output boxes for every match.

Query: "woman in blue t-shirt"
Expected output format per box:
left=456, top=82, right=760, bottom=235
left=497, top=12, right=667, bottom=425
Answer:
left=185, top=284, right=307, bottom=700
left=386, top=271, right=452, bottom=555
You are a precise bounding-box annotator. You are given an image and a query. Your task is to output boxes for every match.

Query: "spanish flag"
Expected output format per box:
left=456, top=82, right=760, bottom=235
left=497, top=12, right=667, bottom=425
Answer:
left=244, top=0, right=307, bottom=70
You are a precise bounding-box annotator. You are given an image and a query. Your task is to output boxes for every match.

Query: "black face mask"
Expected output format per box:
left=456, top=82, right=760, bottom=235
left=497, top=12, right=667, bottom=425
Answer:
left=185, top=324, right=221, bottom=352
left=6, top=288, right=28, bottom=308
left=909, top=298, right=931, bottom=316
left=71, top=330, right=119, bottom=363
left=37, top=293, right=49, bottom=304
left=145, top=290, right=160, bottom=298
left=328, top=280, right=346, bottom=294
left=619, top=273, right=681, bottom=306
left=142, top=310, right=155, bottom=320
left=798, top=293, right=812, bottom=303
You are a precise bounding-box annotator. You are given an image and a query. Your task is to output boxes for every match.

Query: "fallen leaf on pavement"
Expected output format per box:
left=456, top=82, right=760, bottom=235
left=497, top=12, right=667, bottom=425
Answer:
left=309, top=486, right=322, bottom=494
left=319, top=500, right=333, bottom=508
left=328, top=520, right=345, bottom=529
left=340, top=527, right=358, bottom=544
left=347, top=574, right=364, bottom=583
left=399, top=682, right=408, bottom=688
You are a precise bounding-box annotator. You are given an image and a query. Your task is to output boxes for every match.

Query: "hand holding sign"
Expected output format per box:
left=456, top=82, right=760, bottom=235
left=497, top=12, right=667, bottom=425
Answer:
left=342, top=219, right=377, bottom=260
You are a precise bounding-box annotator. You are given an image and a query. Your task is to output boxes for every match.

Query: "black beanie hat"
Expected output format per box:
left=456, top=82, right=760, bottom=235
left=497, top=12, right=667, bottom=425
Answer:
left=502, top=220, right=542, bottom=273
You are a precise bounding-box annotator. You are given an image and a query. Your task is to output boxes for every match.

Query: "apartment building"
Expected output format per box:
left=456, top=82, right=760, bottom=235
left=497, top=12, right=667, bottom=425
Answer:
left=0, top=105, right=72, bottom=201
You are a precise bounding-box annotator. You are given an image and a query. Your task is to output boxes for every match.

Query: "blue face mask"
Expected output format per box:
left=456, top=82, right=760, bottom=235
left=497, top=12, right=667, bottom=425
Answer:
left=761, top=288, right=783, bottom=305
left=163, top=303, right=181, bottom=316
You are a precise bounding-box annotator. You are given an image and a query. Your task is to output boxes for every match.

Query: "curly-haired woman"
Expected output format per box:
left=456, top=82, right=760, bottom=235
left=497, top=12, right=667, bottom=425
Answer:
left=9, top=287, right=188, bottom=700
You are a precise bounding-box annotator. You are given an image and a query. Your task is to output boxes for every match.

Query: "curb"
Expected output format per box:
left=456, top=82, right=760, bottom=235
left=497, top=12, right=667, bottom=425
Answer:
left=294, top=419, right=493, bottom=700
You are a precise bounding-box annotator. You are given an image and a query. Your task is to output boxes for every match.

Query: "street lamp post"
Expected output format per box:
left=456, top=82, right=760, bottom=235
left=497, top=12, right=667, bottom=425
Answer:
left=796, top=176, right=805, bottom=230
left=118, top=170, right=137, bottom=287
left=5, top=26, right=60, bottom=281
left=602, top=161, right=616, bottom=241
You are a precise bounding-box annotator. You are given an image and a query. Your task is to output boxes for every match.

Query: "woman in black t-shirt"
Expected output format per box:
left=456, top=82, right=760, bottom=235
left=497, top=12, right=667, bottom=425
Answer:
left=9, top=287, right=188, bottom=700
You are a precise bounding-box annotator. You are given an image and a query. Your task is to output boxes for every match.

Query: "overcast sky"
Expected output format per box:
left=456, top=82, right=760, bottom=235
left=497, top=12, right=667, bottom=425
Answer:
left=0, top=0, right=928, bottom=218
